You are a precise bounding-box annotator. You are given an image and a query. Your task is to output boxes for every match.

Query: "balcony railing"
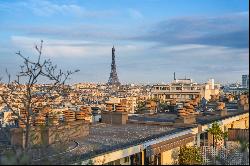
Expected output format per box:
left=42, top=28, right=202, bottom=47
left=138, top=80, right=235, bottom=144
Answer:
left=151, top=89, right=201, bottom=93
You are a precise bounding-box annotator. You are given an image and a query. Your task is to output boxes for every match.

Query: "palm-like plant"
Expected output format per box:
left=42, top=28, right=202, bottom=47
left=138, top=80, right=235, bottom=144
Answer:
left=238, top=137, right=249, bottom=165
left=207, top=122, right=228, bottom=148
left=238, top=138, right=249, bottom=152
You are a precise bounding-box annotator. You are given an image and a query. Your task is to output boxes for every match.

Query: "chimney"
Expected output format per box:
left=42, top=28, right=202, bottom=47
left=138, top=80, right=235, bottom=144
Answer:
left=101, top=111, right=128, bottom=125
left=175, top=108, right=197, bottom=124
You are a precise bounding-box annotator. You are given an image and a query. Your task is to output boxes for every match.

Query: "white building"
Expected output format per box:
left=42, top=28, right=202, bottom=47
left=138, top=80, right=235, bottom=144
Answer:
left=151, top=78, right=220, bottom=102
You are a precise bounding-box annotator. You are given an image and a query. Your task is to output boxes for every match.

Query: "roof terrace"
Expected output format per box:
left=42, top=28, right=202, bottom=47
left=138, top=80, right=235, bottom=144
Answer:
left=30, top=102, right=248, bottom=164
left=69, top=123, right=185, bottom=161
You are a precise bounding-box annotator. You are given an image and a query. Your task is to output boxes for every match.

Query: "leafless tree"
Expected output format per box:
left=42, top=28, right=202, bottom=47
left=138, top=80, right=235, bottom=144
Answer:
left=0, top=40, right=79, bottom=156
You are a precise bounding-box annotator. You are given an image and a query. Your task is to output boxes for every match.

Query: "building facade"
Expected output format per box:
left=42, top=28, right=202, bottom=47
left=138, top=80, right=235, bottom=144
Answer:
left=151, top=79, right=220, bottom=102
left=105, top=97, right=137, bottom=114
left=242, top=74, right=249, bottom=89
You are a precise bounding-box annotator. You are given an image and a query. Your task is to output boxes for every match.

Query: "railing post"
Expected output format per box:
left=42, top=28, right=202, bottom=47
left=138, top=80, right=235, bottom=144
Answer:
left=141, top=150, right=145, bottom=165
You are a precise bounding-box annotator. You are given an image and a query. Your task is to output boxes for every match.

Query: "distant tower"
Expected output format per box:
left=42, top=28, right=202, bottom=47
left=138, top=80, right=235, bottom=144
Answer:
left=107, top=46, right=121, bottom=86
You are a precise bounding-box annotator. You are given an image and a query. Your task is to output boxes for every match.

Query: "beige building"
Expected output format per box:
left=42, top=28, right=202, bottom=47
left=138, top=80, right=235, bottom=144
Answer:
left=151, top=78, right=220, bottom=102
left=105, top=97, right=137, bottom=114
left=73, top=82, right=97, bottom=90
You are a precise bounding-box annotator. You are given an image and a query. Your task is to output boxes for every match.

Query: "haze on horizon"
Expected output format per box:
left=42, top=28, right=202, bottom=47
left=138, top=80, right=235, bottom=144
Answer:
left=0, top=0, right=249, bottom=85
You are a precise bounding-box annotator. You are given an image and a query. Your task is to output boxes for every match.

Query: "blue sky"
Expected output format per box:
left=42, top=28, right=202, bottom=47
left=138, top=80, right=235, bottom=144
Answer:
left=0, top=0, right=249, bottom=84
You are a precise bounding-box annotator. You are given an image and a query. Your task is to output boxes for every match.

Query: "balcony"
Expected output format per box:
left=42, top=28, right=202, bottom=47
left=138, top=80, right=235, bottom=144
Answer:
left=151, top=89, right=201, bottom=94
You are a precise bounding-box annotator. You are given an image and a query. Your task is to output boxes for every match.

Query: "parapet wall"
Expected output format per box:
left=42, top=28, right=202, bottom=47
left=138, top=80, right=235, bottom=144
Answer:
left=175, top=115, right=196, bottom=124
left=101, top=111, right=128, bottom=125
left=10, top=120, right=89, bottom=147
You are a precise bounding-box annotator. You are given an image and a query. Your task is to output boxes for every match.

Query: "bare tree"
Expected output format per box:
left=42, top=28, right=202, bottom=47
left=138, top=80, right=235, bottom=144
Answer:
left=0, top=40, right=79, bottom=154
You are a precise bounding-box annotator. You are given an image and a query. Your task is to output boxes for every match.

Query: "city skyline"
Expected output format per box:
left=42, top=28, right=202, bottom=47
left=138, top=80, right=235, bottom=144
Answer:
left=0, top=0, right=249, bottom=84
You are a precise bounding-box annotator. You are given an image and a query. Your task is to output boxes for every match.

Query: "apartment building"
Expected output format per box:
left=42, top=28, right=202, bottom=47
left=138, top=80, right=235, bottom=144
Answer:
left=151, top=78, right=220, bottom=102
left=105, top=97, right=137, bottom=114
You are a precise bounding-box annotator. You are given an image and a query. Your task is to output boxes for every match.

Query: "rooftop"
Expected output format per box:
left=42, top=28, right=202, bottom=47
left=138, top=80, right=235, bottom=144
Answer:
left=69, top=123, right=184, bottom=161
left=4, top=100, right=248, bottom=164
left=129, top=102, right=246, bottom=123
left=196, top=109, right=248, bottom=125
left=59, top=106, right=249, bottom=163
left=129, top=113, right=176, bottom=123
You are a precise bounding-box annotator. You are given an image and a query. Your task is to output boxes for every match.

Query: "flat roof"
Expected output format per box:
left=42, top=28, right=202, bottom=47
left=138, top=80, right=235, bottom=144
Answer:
left=129, top=113, right=176, bottom=123
left=31, top=123, right=183, bottom=164
left=129, top=103, right=247, bottom=125
left=69, top=123, right=184, bottom=161
left=196, top=109, right=248, bottom=125
left=29, top=104, right=248, bottom=164
left=131, top=110, right=247, bottom=124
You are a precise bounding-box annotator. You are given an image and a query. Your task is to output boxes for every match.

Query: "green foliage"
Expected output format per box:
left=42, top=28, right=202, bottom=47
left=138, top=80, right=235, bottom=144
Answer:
left=237, top=137, right=249, bottom=153
left=151, top=97, right=160, bottom=102
left=135, top=101, right=147, bottom=113
left=86, top=159, right=94, bottom=165
left=0, top=148, right=30, bottom=165
left=207, top=122, right=227, bottom=147
left=237, top=137, right=249, bottom=165
left=178, top=146, right=203, bottom=165
left=158, top=102, right=169, bottom=111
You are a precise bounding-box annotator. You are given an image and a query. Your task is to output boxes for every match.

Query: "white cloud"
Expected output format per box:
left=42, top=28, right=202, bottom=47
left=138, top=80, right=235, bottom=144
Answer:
left=10, top=36, right=153, bottom=58
left=128, top=9, right=143, bottom=19
left=159, top=44, right=208, bottom=52
left=158, top=44, right=249, bottom=64
left=11, top=36, right=107, bottom=57
left=3, top=36, right=249, bottom=84
left=30, top=1, right=84, bottom=16
left=0, top=0, right=115, bottom=18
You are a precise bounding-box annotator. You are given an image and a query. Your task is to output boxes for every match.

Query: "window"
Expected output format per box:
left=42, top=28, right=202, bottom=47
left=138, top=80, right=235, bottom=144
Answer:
left=176, top=87, right=182, bottom=90
left=130, top=153, right=141, bottom=165
left=204, top=132, right=208, bottom=139
left=114, top=159, right=120, bottom=165
left=152, top=154, right=161, bottom=165
left=200, top=132, right=209, bottom=146
left=105, top=161, right=114, bottom=165
left=124, top=157, right=129, bottom=163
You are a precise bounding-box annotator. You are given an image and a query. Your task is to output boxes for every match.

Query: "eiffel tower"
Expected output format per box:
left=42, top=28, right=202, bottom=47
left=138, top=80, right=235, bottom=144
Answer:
left=107, top=46, right=121, bottom=86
